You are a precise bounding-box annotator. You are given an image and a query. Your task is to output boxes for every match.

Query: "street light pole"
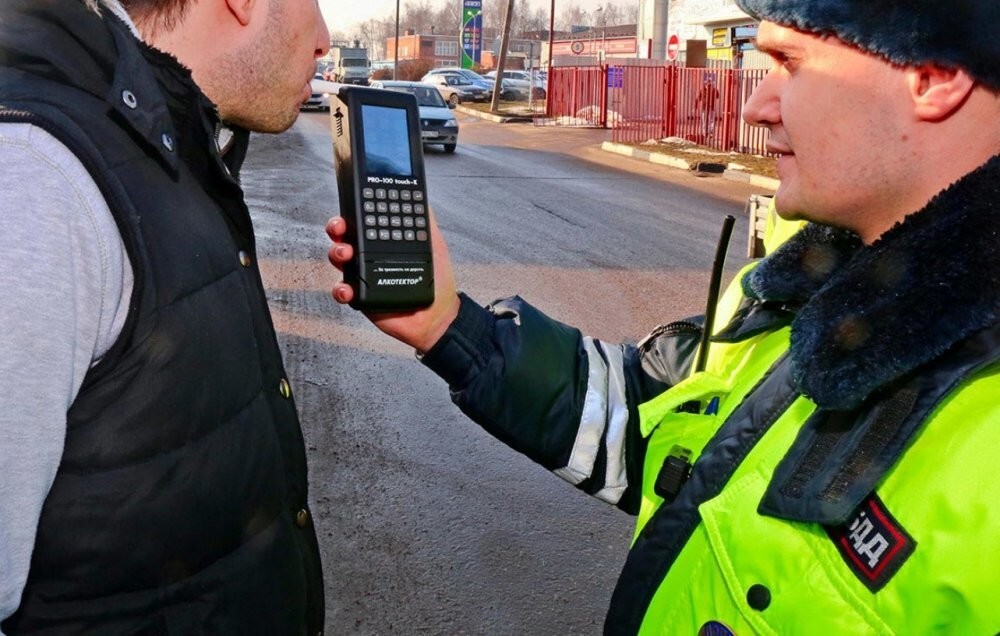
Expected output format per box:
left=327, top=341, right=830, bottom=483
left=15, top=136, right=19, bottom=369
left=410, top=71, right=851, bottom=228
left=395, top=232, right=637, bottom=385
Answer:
left=393, top=0, right=400, bottom=80
left=546, top=0, right=554, bottom=73
left=594, top=6, right=603, bottom=62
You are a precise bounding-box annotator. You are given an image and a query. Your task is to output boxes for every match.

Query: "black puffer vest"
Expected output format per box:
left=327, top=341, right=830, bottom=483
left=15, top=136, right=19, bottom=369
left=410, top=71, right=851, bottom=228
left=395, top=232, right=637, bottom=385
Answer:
left=0, top=2, right=323, bottom=633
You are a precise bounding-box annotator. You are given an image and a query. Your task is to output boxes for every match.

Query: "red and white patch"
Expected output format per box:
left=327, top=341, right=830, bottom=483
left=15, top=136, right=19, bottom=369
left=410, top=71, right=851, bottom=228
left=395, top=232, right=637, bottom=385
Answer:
left=826, top=493, right=915, bottom=592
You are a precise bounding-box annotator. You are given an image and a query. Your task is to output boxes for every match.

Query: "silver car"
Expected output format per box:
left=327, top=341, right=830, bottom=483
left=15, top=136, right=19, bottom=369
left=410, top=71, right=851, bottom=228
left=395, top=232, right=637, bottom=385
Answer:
left=301, top=74, right=330, bottom=110
left=484, top=70, right=546, bottom=100
left=369, top=80, right=460, bottom=153
left=421, top=69, right=494, bottom=100
left=420, top=73, right=488, bottom=106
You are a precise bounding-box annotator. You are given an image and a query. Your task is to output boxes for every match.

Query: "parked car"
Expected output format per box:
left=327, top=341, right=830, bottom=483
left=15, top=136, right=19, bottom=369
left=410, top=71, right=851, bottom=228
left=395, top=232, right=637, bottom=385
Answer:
left=420, top=73, right=488, bottom=106
left=369, top=80, right=460, bottom=153
left=301, top=73, right=330, bottom=110
left=493, top=78, right=528, bottom=101
left=484, top=70, right=547, bottom=99
left=529, top=69, right=548, bottom=89
left=421, top=68, right=494, bottom=99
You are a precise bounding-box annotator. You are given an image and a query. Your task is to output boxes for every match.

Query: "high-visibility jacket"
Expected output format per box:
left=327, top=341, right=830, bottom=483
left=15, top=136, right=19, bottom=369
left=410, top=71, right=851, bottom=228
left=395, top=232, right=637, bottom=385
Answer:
left=422, top=154, right=1000, bottom=634
left=631, top=271, right=1000, bottom=634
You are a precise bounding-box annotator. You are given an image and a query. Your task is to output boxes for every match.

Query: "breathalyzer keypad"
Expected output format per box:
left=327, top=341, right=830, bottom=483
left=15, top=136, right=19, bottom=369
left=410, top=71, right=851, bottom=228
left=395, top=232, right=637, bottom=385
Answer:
left=361, top=187, right=428, bottom=243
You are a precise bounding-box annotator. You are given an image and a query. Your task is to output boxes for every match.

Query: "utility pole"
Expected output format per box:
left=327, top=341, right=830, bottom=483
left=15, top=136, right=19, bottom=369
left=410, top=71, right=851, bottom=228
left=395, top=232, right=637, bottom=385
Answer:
left=546, top=0, right=554, bottom=73
left=489, top=0, right=515, bottom=113
left=594, top=5, right=603, bottom=59
left=393, top=0, right=400, bottom=80
left=599, top=6, right=607, bottom=60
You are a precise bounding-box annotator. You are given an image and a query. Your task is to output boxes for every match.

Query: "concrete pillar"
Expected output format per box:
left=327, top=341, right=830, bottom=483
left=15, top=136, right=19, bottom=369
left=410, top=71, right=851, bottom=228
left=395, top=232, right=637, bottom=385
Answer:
left=637, top=0, right=669, bottom=59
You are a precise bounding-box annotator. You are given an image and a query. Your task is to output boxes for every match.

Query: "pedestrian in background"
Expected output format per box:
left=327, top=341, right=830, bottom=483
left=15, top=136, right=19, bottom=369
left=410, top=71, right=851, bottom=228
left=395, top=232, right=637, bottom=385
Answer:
left=328, top=0, right=1000, bottom=632
left=694, top=72, right=720, bottom=137
left=0, top=0, right=330, bottom=632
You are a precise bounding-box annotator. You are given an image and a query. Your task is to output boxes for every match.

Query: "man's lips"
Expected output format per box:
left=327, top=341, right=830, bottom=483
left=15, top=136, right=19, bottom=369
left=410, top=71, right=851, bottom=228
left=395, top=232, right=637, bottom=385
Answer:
left=767, top=143, right=793, bottom=157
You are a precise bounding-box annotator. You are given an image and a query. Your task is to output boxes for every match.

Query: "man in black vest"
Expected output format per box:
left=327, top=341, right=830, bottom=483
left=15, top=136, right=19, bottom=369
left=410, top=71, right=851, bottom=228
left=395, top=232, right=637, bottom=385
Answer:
left=0, top=0, right=330, bottom=633
left=327, top=0, right=1000, bottom=632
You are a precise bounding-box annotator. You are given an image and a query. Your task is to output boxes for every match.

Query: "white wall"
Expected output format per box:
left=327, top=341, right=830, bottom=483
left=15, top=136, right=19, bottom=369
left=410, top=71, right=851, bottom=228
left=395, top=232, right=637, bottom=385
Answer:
left=637, top=0, right=668, bottom=59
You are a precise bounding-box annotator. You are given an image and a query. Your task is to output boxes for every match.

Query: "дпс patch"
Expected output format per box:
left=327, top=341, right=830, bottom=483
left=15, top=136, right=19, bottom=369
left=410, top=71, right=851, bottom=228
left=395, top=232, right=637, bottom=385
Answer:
left=826, top=493, right=915, bottom=593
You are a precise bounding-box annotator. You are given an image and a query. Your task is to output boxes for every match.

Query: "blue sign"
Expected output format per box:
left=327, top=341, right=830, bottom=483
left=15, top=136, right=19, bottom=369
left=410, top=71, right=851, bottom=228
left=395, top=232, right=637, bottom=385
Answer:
left=461, top=0, right=483, bottom=68
left=607, top=66, right=623, bottom=88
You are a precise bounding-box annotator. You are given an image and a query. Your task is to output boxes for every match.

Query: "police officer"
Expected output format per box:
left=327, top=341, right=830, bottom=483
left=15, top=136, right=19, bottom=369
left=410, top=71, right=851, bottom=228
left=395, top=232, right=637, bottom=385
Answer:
left=328, top=0, right=1000, bottom=632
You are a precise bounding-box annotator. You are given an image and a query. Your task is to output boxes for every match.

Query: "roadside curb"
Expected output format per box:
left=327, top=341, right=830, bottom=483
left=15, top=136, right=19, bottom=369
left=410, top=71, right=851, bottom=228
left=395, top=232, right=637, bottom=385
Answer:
left=722, top=169, right=782, bottom=190
left=600, top=141, right=779, bottom=191
left=455, top=105, right=533, bottom=124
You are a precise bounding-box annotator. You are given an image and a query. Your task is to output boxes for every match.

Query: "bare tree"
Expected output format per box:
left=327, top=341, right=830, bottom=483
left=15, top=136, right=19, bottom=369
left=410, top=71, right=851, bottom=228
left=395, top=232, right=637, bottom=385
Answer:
left=552, top=1, right=636, bottom=32
left=402, top=0, right=437, bottom=34
left=340, top=0, right=638, bottom=62
left=349, top=16, right=390, bottom=60
left=431, top=2, right=463, bottom=37
left=327, top=29, right=350, bottom=45
left=557, top=3, right=588, bottom=31
left=600, top=4, right=624, bottom=27
left=523, top=5, right=550, bottom=33
left=622, top=2, right=639, bottom=24
left=481, top=0, right=508, bottom=33
left=512, top=0, right=545, bottom=36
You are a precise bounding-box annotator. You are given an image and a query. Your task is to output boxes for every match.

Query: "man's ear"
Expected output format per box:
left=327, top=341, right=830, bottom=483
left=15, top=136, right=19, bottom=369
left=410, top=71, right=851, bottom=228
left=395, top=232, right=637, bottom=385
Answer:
left=907, top=65, right=976, bottom=122
left=224, top=0, right=255, bottom=26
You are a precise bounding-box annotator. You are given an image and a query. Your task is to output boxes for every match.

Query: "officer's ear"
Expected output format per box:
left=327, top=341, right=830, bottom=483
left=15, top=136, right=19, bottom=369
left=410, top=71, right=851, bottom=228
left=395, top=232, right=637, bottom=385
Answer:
left=224, top=0, right=257, bottom=26
left=907, top=65, right=976, bottom=122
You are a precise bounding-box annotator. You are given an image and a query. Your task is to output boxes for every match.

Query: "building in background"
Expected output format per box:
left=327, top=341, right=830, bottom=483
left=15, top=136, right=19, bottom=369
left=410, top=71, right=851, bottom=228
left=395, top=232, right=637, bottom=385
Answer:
left=481, top=32, right=548, bottom=70
left=383, top=0, right=770, bottom=74
left=542, top=24, right=639, bottom=67
left=386, top=30, right=462, bottom=68
left=666, top=0, right=766, bottom=66
left=386, top=29, right=546, bottom=71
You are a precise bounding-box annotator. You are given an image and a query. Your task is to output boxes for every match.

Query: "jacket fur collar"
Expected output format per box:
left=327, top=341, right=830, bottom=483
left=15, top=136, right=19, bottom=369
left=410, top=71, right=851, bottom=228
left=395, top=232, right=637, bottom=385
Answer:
left=743, top=154, right=1000, bottom=410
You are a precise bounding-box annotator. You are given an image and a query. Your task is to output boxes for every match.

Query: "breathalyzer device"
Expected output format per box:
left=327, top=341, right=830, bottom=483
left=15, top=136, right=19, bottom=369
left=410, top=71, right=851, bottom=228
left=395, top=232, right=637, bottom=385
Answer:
left=329, top=84, right=434, bottom=311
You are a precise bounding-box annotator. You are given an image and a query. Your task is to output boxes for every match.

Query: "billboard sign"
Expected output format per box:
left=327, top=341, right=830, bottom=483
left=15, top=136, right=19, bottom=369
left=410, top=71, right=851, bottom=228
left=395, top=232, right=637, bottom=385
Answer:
left=461, top=0, right=483, bottom=69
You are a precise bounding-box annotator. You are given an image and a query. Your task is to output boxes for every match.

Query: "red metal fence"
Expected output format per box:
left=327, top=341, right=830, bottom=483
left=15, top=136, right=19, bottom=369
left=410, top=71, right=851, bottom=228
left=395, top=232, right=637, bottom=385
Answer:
left=541, top=66, right=608, bottom=127
left=541, top=63, right=770, bottom=155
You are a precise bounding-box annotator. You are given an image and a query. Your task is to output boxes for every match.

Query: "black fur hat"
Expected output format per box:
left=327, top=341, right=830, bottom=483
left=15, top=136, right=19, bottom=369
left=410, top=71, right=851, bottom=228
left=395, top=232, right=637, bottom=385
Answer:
left=736, top=0, right=1000, bottom=90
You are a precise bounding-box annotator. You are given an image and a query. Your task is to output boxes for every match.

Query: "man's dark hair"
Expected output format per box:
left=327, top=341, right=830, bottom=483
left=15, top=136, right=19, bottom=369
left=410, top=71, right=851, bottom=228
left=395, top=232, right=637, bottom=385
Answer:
left=120, top=0, right=193, bottom=34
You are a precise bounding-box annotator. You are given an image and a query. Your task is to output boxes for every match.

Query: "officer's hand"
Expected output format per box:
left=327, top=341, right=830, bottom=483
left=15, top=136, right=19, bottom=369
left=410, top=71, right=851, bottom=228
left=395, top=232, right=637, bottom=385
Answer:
left=326, top=211, right=460, bottom=354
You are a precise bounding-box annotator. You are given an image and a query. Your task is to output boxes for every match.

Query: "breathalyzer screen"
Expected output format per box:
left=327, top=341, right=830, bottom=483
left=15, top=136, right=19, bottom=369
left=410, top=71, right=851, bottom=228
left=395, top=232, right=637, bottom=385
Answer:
left=361, top=104, right=413, bottom=176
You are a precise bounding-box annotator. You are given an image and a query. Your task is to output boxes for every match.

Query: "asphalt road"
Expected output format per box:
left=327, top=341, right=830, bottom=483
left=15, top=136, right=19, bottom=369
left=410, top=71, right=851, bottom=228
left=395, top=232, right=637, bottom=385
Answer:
left=240, top=111, right=765, bottom=635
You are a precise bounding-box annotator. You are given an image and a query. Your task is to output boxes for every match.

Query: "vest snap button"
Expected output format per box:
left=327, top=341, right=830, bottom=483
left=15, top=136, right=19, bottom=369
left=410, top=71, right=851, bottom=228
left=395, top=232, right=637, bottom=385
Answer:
left=121, top=89, right=138, bottom=109
left=279, top=378, right=292, bottom=399
left=295, top=508, right=309, bottom=528
left=238, top=250, right=251, bottom=267
left=747, top=583, right=771, bottom=611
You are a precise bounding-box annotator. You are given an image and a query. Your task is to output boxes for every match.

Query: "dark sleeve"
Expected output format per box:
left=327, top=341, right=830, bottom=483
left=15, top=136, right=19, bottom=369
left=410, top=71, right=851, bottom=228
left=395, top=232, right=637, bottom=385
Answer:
left=421, top=293, right=703, bottom=515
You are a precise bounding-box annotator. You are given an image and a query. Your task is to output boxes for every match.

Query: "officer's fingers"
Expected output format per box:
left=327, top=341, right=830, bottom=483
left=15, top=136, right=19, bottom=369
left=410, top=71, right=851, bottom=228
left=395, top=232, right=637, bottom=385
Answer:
left=332, top=282, right=354, bottom=304
left=325, top=216, right=348, bottom=241
left=327, top=242, right=353, bottom=268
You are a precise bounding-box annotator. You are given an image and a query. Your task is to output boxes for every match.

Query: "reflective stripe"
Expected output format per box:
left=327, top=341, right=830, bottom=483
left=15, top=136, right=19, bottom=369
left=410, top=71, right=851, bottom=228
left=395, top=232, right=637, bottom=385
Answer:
left=554, top=337, right=607, bottom=485
left=554, top=338, right=630, bottom=505
left=595, top=344, right=628, bottom=504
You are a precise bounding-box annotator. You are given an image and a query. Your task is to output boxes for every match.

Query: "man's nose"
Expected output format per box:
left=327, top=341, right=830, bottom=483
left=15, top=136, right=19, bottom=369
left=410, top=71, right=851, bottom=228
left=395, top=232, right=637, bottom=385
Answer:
left=314, top=4, right=331, bottom=58
left=742, top=71, right=780, bottom=127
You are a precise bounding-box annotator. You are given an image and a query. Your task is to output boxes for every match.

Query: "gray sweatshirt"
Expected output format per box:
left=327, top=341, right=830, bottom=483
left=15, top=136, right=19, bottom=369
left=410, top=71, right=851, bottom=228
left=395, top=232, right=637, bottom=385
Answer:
left=0, top=2, right=139, bottom=628
left=0, top=122, right=133, bottom=627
